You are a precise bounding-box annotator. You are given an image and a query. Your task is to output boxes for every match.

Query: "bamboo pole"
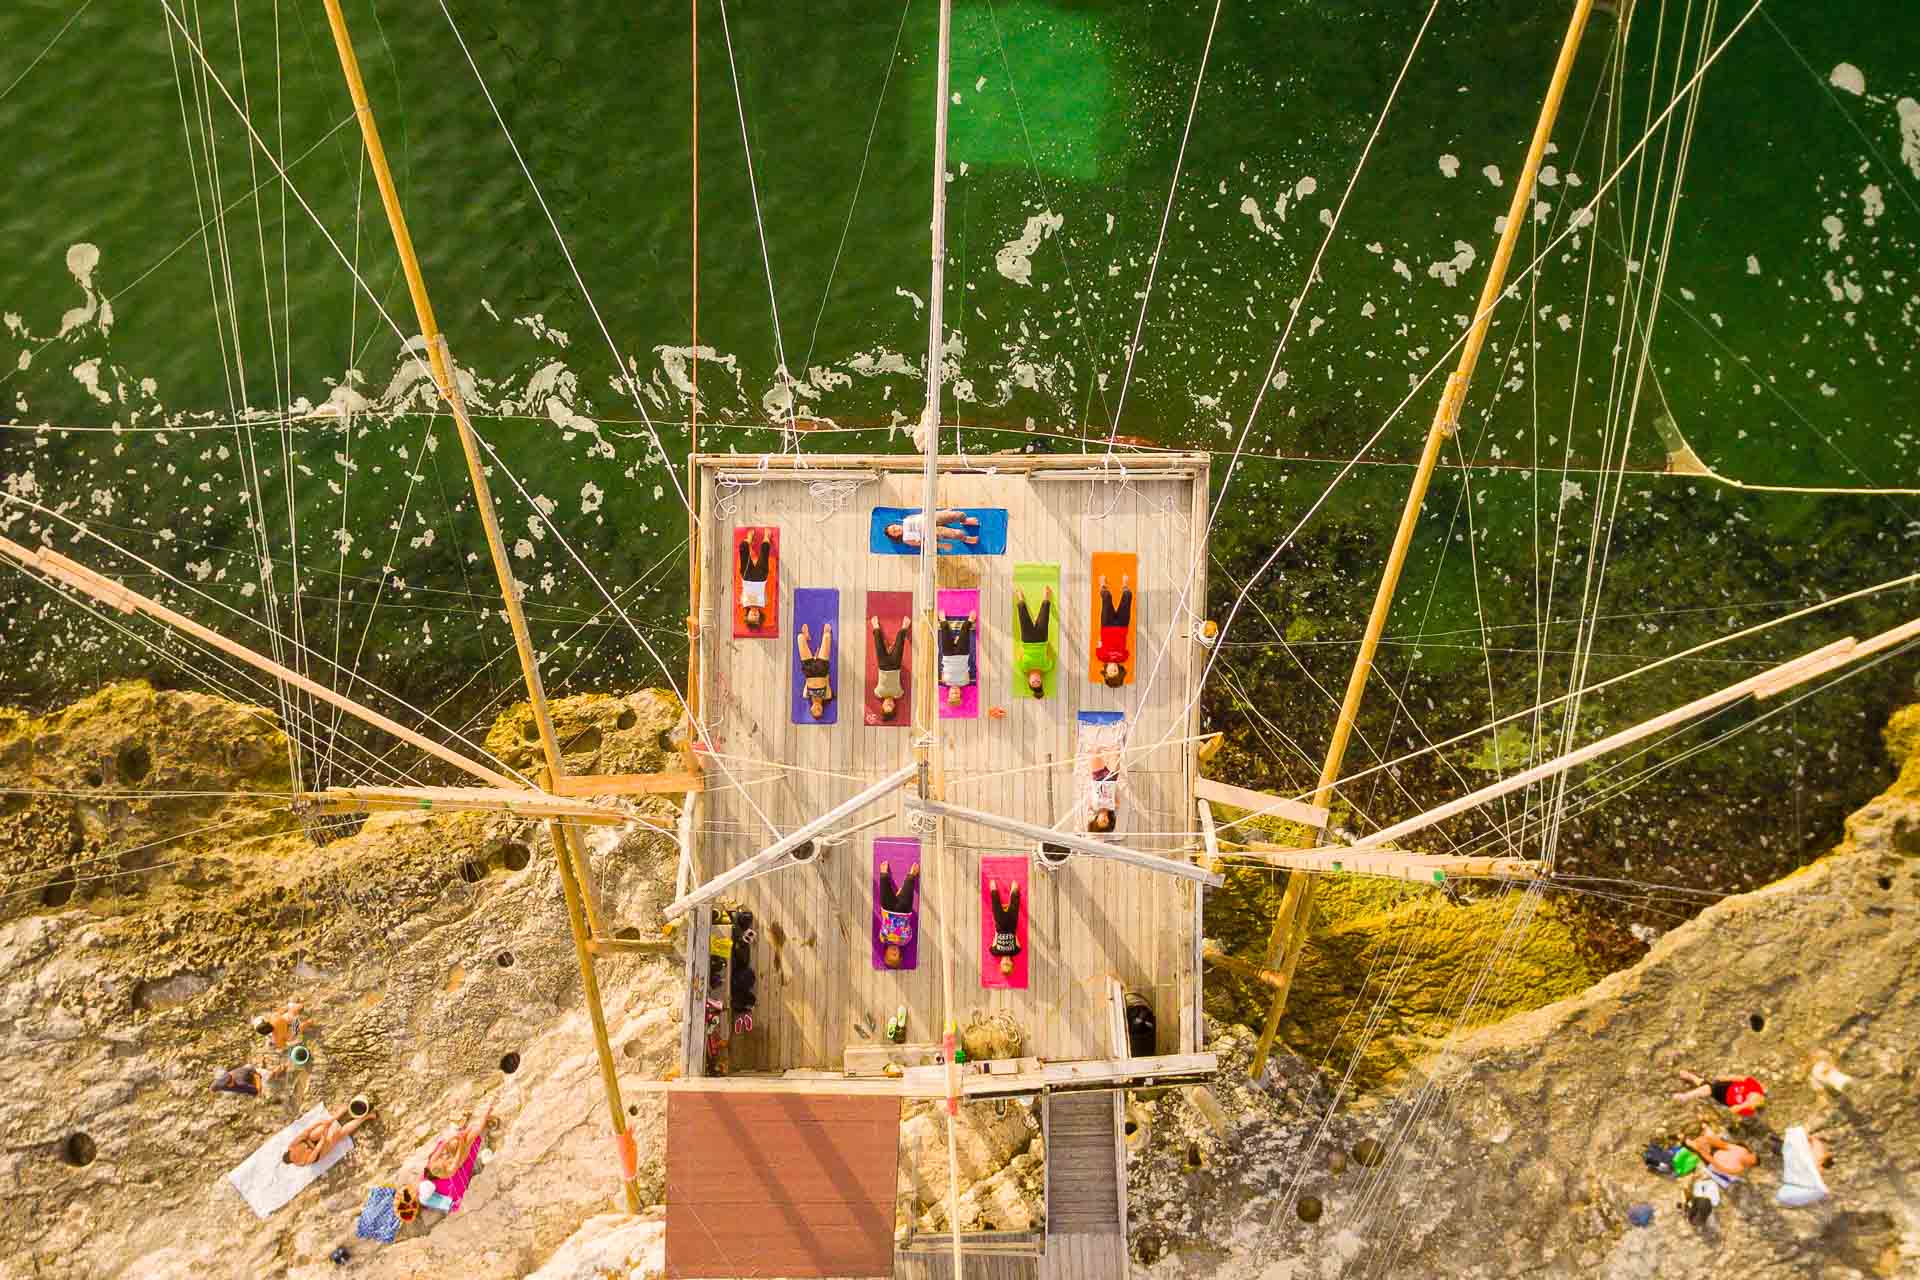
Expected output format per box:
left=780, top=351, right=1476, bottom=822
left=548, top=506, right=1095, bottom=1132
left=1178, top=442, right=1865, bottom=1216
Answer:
left=0, top=536, right=522, bottom=790
left=1246, top=0, right=1598, bottom=1079
left=683, top=0, right=705, bottom=779
left=318, top=0, right=635, bottom=1209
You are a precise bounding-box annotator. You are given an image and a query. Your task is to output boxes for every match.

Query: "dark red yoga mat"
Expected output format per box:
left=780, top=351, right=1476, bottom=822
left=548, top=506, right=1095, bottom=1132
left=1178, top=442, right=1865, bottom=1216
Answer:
left=864, top=591, right=913, bottom=727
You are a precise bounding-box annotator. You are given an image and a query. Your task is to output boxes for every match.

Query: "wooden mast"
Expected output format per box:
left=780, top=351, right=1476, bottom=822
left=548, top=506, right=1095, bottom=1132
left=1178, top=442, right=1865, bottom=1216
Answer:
left=917, top=1, right=966, bottom=1273
left=318, top=0, right=641, bottom=1212
left=1244, top=0, right=1599, bottom=1078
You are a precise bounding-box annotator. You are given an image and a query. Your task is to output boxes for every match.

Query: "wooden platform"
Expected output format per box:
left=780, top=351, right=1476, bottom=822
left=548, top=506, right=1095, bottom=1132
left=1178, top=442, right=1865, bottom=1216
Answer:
left=664, top=1093, right=899, bottom=1278
left=688, top=454, right=1209, bottom=1072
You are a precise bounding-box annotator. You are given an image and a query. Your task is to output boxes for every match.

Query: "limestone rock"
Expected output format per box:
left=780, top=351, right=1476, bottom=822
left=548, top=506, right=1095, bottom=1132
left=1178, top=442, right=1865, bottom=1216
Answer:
left=0, top=686, right=687, bottom=1279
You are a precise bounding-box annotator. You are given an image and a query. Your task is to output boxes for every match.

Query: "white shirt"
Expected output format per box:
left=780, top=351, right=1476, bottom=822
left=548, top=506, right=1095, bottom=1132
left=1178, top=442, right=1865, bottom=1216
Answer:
left=900, top=512, right=926, bottom=546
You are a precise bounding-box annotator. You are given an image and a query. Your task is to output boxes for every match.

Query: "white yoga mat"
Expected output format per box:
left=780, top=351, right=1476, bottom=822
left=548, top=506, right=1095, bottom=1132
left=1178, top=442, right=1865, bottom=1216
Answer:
left=227, top=1103, right=354, bottom=1219
left=1777, top=1124, right=1830, bottom=1207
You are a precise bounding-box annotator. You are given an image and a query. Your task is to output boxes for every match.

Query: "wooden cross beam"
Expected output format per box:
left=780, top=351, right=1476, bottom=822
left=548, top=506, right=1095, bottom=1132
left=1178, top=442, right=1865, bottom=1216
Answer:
left=1232, top=843, right=1542, bottom=882
left=1193, top=777, right=1330, bottom=831
left=0, top=535, right=524, bottom=791
left=550, top=770, right=705, bottom=798
left=663, top=764, right=916, bottom=919
left=903, top=796, right=1224, bottom=887
left=296, top=785, right=647, bottom=828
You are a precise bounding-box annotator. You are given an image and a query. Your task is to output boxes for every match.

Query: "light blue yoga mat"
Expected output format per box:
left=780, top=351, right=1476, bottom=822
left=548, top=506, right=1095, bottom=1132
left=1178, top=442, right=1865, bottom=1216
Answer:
left=869, top=507, right=1009, bottom=555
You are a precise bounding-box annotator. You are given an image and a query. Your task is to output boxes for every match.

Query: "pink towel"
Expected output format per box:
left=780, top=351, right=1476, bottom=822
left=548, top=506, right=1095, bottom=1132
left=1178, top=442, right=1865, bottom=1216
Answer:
left=424, top=1132, right=484, bottom=1213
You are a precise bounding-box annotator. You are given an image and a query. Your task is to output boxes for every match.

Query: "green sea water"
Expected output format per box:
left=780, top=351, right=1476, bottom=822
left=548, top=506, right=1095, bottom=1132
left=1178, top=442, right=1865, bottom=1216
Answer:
left=3, top=0, right=1919, bottom=906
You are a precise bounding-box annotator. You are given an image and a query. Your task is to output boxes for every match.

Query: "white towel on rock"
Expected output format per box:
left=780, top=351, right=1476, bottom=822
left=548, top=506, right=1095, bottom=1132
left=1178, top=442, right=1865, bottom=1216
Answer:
left=227, top=1103, right=354, bottom=1219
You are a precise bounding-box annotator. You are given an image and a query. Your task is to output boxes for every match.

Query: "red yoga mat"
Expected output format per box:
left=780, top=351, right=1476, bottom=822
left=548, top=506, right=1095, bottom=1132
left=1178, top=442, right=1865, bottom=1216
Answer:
left=980, top=855, right=1029, bottom=990
left=864, top=591, right=913, bottom=728
left=732, top=526, right=780, bottom=639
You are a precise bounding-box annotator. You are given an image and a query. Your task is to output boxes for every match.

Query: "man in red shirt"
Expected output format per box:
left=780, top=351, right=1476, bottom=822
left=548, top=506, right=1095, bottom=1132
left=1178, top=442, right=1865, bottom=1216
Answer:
left=1096, top=574, right=1133, bottom=687
left=1672, top=1069, right=1766, bottom=1117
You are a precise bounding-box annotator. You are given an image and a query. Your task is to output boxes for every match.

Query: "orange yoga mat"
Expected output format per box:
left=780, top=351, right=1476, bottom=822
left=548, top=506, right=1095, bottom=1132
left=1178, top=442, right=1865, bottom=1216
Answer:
left=731, top=526, right=779, bottom=639
left=1087, top=551, right=1138, bottom=684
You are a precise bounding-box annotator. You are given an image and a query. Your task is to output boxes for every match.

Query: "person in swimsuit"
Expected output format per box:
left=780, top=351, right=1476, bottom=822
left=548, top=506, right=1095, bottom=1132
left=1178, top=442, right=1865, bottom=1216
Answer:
left=885, top=509, right=980, bottom=549
left=254, top=999, right=311, bottom=1054
left=1015, top=586, right=1054, bottom=698
left=1096, top=575, right=1133, bottom=687
left=877, top=860, right=920, bottom=969
left=282, top=1100, right=374, bottom=1166
left=871, top=614, right=910, bottom=721
left=938, top=610, right=977, bottom=707
left=988, top=879, right=1022, bottom=976
left=796, top=623, right=834, bottom=720
left=1672, top=1070, right=1766, bottom=1117
left=1684, top=1126, right=1757, bottom=1183
left=1086, top=749, right=1120, bottom=834
left=739, top=531, right=773, bottom=631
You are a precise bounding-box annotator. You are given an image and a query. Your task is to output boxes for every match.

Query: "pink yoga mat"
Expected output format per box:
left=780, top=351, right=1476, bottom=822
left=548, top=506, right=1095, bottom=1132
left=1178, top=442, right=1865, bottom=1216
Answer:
left=864, top=591, right=913, bottom=728
left=872, top=838, right=921, bottom=971
left=980, top=855, right=1029, bottom=990
left=937, top=588, right=981, bottom=721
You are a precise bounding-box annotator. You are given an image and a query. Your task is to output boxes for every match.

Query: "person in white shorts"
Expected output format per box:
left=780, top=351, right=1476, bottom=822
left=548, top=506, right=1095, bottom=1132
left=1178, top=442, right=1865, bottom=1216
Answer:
left=738, top=530, right=772, bottom=630
left=885, top=509, right=980, bottom=549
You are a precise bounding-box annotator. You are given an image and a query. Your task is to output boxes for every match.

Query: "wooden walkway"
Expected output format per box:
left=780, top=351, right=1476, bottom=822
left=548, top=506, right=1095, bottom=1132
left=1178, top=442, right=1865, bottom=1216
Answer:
left=1043, top=1094, right=1123, bottom=1234
left=688, top=455, right=1209, bottom=1073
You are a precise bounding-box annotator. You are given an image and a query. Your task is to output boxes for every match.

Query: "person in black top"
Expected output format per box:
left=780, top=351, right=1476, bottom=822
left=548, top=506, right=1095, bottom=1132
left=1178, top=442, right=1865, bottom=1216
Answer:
left=877, top=860, right=920, bottom=969
left=938, top=611, right=977, bottom=707
left=797, top=623, right=834, bottom=720
left=988, top=878, right=1022, bottom=975
left=738, top=531, right=772, bottom=630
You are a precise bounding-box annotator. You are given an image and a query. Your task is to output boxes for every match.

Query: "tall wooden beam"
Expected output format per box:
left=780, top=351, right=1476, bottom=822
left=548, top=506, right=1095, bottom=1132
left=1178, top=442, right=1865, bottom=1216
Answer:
left=318, top=0, right=636, bottom=1212
left=1193, top=777, right=1330, bottom=831
left=1247, top=0, right=1600, bottom=1079
left=1234, top=845, right=1543, bottom=881
left=1322, top=623, right=1920, bottom=857
left=298, top=784, right=636, bottom=826
left=0, top=536, right=522, bottom=790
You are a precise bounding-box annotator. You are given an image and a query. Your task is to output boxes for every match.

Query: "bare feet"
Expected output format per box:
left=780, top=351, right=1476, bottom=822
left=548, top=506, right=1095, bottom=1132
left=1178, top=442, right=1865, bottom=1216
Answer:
left=909, top=862, right=919, bottom=876
left=1098, top=574, right=1107, bottom=591
left=1015, top=588, right=1026, bottom=606
left=899, top=615, right=911, bottom=632
left=968, top=609, right=978, bottom=623
left=1043, top=585, right=1053, bottom=602
left=870, top=615, right=879, bottom=629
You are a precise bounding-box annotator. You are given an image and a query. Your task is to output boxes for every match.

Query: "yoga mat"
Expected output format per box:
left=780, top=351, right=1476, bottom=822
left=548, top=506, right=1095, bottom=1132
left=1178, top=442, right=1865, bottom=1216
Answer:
left=228, top=1103, right=355, bottom=1219
left=980, top=855, right=1030, bottom=990
left=1010, top=562, right=1060, bottom=700
left=1078, top=711, right=1128, bottom=839
left=1088, top=551, right=1140, bottom=684
left=869, top=507, right=1010, bottom=555
left=731, top=526, right=780, bottom=639
left=790, top=588, right=840, bottom=725
left=936, top=588, right=981, bottom=720
left=871, top=837, right=922, bottom=971
left=864, top=590, right=914, bottom=727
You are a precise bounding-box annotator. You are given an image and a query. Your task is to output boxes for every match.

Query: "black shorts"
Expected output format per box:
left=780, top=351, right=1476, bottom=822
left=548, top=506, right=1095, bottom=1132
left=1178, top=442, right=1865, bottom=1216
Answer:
left=1709, top=1080, right=1733, bottom=1106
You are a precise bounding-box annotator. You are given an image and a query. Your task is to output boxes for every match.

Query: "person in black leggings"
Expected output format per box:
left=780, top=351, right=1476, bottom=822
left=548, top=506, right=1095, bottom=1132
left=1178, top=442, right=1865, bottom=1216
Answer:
left=988, top=879, right=1022, bottom=976
left=877, top=860, right=920, bottom=969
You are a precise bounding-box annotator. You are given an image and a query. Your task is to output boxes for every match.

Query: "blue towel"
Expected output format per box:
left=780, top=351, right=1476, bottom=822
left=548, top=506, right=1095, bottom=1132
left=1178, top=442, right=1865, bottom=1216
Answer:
left=355, top=1186, right=401, bottom=1243
left=869, top=507, right=1009, bottom=555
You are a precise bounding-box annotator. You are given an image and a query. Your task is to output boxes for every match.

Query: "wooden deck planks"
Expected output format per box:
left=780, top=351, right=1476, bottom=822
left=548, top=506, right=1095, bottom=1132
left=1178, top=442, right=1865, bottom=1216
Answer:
left=691, top=457, right=1207, bottom=1073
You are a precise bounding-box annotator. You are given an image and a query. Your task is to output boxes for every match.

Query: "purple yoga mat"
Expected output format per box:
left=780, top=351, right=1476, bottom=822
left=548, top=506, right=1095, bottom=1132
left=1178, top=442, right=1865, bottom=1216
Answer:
left=790, top=588, right=840, bottom=725
left=872, top=838, right=921, bottom=971
left=936, top=588, right=981, bottom=720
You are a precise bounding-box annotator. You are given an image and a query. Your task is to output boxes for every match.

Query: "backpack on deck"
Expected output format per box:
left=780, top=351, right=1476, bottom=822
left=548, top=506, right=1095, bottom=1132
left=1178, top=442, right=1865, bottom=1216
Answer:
left=1642, top=1141, right=1677, bottom=1176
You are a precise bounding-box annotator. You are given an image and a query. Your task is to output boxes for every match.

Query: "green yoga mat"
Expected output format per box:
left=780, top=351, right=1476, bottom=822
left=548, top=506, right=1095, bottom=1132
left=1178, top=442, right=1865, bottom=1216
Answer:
left=1010, top=562, right=1061, bottom=700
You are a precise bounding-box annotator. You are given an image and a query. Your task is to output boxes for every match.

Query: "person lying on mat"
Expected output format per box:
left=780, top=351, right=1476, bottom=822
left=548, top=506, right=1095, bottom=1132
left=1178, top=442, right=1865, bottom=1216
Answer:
left=1087, top=748, right=1121, bottom=833
left=1015, top=586, right=1054, bottom=698
left=877, top=860, right=920, bottom=969
left=425, top=1100, right=496, bottom=1182
left=886, top=509, right=980, bottom=549
left=939, top=610, right=978, bottom=706
left=796, top=623, right=835, bottom=719
left=871, top=614, right=910, bottom=721
left=1096, top=574, right=1134, bottom=687
left=988, top=879, right=1023, bottom=976
left=738, top=531, right=773, bottom=630
left=283, top=1100, right=374, bottom=1166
